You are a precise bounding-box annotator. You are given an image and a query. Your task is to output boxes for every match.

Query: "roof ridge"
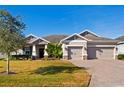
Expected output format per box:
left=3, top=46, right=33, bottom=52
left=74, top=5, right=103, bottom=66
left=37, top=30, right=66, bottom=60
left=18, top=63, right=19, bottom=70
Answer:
left=79, top=29, right=101, bottom=37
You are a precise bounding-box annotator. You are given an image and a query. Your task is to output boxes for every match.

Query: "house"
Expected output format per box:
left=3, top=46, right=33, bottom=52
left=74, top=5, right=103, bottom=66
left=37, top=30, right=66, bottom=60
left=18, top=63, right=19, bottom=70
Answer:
left=0, top=53, right=6, bottom=59
left=115, top=36, right=124, bottom=55
left=0, top=29, right=122, bottom=60
left=11, top=34, right=50, bottom=59
left=117, top=41, right=124, bottom=55
left=60, top=29, right=119, bottom=60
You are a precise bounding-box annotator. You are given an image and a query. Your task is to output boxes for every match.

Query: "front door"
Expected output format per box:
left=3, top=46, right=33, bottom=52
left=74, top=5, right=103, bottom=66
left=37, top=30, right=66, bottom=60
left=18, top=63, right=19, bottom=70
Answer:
left=39, top=48, right=44, bottom=58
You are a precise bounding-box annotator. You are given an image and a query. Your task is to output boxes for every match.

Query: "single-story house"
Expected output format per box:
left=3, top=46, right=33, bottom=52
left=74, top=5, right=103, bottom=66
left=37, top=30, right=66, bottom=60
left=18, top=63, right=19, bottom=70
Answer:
left=11, top=34, right=50, bottom=59
left=115, top=36, right=124, bottom=55
left=60, top=30, right=119, bottom=60
left=117, top=42, right=124, bottom=54
left=0, top=29, right=122, bottom=60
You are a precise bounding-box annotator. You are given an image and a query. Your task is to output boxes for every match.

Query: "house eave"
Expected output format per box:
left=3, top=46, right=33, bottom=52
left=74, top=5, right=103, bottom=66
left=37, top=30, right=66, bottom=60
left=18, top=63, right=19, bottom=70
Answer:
left=79, top=29, right=102, bottom=37
left=60, top=33, right=91, bottom=44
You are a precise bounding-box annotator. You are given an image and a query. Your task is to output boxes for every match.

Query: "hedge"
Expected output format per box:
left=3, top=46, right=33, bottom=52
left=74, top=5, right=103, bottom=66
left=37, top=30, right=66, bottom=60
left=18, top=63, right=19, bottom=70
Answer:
left=12, top=55, right=30, bottom=60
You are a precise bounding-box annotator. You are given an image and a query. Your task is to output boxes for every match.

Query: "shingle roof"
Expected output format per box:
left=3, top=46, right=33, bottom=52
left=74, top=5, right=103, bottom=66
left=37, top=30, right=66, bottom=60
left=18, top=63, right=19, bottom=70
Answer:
left=79, top=31, right=118, bottom=43
left=27, top=38, right=38, bottom=44
left=115, top=36, right=124, bottom=41
left=44, top=35, right=68, bottom=43
left=26, top=34, right=50, bottom=44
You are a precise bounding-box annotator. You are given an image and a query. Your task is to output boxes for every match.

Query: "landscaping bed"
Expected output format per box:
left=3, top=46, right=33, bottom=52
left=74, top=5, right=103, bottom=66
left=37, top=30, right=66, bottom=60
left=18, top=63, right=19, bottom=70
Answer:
left=0, top=60, right=91, bottom=87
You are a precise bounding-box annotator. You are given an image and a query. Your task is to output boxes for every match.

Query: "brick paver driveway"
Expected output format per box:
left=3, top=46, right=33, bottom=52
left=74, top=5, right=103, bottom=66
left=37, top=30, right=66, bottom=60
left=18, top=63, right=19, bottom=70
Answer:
left=71, top=59, right=124, bottom=87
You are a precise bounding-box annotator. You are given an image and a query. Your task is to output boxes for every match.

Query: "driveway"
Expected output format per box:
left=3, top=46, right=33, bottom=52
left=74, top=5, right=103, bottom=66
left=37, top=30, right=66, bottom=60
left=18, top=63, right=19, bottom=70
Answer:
left=70, top=59, right=124, bottom=87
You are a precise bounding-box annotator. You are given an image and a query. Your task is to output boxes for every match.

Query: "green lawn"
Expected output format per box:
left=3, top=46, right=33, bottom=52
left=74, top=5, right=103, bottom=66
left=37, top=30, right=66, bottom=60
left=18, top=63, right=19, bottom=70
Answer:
left=0, top=60, right=91, bottom=87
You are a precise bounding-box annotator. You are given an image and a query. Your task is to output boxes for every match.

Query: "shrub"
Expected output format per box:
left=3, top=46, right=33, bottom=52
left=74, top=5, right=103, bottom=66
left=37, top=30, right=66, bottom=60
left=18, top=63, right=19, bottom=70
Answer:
left=0, top=58, right=5, bottom=61
left=46, top=43, right=63, bottom=59
left=118, top=54, right=124, bottom=60
left=11, top=55, right=30, bottom=60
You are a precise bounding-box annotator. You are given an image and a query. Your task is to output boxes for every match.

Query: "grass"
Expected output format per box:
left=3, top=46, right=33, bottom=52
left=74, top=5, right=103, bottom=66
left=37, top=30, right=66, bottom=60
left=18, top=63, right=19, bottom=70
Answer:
left=0, top=60, right=91, bottom=87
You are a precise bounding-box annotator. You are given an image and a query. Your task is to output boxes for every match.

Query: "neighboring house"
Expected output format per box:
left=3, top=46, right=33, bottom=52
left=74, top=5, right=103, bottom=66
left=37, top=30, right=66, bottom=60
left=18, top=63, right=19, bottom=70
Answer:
left=12, top=34, right=50, bottom=59
left=116, top=36, right=124, bottom=55
left=60, top=29, right=119, bottom=60
left=0, top=53, right=6, bottom=59
left=117, top=42, right=124, bottom=54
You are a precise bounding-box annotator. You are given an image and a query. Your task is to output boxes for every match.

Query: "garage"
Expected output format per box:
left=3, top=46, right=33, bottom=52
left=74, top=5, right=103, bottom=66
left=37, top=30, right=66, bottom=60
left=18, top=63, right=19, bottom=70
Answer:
left=87, top=47, right=114, bottom=59
left=68, top=47, right=82, bottom=60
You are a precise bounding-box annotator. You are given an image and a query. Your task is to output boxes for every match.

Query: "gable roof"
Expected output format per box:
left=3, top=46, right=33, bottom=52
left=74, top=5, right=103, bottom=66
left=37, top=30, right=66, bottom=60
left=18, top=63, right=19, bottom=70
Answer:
left=26, top=34, right=50, bottom=44
left=29, top=37, right=50, bottom=43
left=115, top=35, right=124, bottom=41
left=115, top=36, right=124, bottom=44
left=79, top=29, right=118, bottom=42
left=60, top=33, right=91, bottom=43
left=26, top=34, right=38, bottom=38
left=79, top=29, right=101, bottom=37
left=39, top=37, right=50, bottom=43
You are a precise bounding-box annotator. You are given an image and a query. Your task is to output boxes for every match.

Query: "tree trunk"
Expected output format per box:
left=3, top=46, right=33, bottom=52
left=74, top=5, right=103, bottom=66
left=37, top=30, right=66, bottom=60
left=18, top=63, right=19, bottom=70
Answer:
left=6, top=54, right=9, bottom=74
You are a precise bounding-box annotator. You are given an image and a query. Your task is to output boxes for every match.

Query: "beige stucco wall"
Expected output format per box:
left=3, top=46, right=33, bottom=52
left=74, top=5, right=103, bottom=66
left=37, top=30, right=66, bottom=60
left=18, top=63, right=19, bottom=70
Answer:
left=62, top=40, right=87, bottom=60
left=87, top=41, right=117, bottom=47
left=87, top=41, right=117, bottom=46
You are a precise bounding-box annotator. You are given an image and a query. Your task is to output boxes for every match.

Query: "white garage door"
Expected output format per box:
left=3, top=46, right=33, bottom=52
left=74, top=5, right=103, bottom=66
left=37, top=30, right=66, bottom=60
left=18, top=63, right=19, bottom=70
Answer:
left=68, top=47, right=82, bottom=60
left=87, top=47, right=114, bottom=59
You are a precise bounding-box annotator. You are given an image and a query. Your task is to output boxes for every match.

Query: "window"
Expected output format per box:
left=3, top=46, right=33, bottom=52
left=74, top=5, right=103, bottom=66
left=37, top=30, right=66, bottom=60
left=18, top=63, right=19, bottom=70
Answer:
left=24, top=47, right=31, bottom=55
left=25, top=51, right=30, bottom=55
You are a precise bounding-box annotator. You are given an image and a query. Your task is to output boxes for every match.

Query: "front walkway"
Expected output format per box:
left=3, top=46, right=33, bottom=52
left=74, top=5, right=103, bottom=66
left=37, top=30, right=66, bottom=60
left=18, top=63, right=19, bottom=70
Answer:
left=71, top=59, right=124, bottom=87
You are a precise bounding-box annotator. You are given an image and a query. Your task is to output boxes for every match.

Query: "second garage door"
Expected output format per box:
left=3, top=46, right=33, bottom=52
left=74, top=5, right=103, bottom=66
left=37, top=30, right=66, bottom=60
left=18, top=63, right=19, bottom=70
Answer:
left=68, top=47, right=82, bottom=60
left=87, top=47, right=114, bottom=59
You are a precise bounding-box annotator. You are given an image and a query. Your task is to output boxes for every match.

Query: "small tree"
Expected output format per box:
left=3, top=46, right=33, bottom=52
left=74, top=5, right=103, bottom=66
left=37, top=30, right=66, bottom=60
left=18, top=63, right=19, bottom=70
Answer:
left=46, top=43, right=62, bottom=59
left=46, top=43, right=55, bottom=57
left=0, top=10, right=26, bottom=74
